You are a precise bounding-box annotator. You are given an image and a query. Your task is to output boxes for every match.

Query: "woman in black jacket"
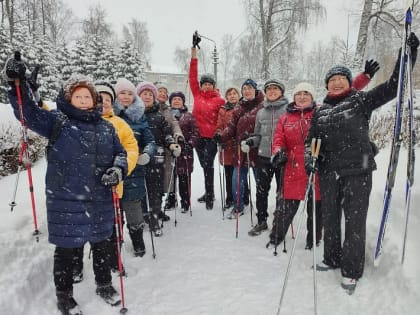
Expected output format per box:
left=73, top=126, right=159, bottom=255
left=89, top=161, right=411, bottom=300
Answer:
left=306, top=33, right=419, bottom=294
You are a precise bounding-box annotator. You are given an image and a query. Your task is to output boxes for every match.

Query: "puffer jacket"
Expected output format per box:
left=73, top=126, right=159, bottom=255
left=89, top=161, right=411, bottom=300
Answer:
left=114, top=96, right=155, bottom=200
left=215, top=102, right=236, bottom=165
left=102, top=108, right=139, bottom=198
left=306, top=58, right=401, bottom=177
left=250, top=96, right=289, bottom=158
left=272, top=102, right=320, bottom=200
left=189, top=58, right=225, bottom=138
left=171, top=105, right=200, bottom=174
left=8, top=87, right=128, bottom=248
left=220, top=90, right=264, bottom=167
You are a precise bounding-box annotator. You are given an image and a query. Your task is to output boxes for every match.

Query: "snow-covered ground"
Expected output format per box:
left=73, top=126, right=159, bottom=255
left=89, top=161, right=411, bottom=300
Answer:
left=0, top=103, right=419, bottom=315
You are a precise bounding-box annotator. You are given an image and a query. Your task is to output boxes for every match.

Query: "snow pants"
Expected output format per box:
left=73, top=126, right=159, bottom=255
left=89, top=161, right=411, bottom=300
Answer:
left=195, top=137, right=217, bottom=198
left=319, top=171, right=372, bottom=279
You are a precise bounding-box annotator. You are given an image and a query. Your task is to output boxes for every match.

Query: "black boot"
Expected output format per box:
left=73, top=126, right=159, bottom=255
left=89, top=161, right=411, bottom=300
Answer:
left=205, top=193, right=214, bottom=210
left=128, top=224, right=146, bottom=257
left=158, top=210, right=171, bottom=221
left=149, top=214, right=163, bottom=237
left=96, top=283, right=121, bottom=306
left=164, top=192, right=177, bottom=210
left=57, top=291, right=83, bottom=315
left=181, top=199, right=190, bottom=213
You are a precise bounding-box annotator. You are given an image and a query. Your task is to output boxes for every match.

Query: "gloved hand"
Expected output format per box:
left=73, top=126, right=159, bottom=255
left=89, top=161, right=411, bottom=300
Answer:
left=364, top=59, right=380, bottom=79
left=4, top=51, right=26, bottom=84
left=245, top=137, right=254, bottom=146
left=304, top=150, right=318, bottom=175
left=408, top=32, right=419, bottom=50
left=270, top=149, right=287, bottom=168
left=192, top=31, right=201, bottom=49
left=101, top=167, right=123, bottom=186
left=137, top=153, right=150, bottom=165
left=176, top=134, right=185, bottom=144
left=213, top=133, right=222, bottom=143
left=241, top=140, right=250, bottom=153
left=169, top=143, right=181, bottom=157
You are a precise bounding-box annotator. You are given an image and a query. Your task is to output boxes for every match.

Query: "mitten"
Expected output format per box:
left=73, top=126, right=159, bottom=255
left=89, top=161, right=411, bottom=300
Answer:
left=241, top=140, right=250, bottom=153
left=176, top=134, right=185, bottom=144
left=101, top=167, right=123, bottom=186
left=169, top=143, right=181, bottom=157
left=364, top=59, right=380, bottom=79
left=245, top=137, right=254, bottom=146
left=137, top=153, right=150, bottom=165
left=4, top=52, right=26, bottom=83
left=270, top=149, right=288, bottom=168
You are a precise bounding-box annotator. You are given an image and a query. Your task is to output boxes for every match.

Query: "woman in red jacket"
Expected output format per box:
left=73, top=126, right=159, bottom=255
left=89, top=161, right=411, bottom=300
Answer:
left=189, top=47, right=225, bottom=209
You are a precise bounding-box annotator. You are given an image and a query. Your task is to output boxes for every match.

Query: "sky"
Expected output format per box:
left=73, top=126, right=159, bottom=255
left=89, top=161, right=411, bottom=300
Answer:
left=66, top=0, right=364, bottom=73
left=0, top=100, right=419, bottom=314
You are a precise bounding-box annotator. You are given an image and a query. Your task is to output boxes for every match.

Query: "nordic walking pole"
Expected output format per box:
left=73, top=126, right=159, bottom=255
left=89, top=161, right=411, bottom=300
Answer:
left=221, top=147, right=226, bottom=219
left=112, top=187, right=128, bottom=314
left=311, top=139, right=321, bottom=315
left=13, top=75, right=40, bottom=241
left=246, top=151, right=254, bottom=227
left=217, top=144, right=225, bottom=218
left=276, top=138, right=321, bottom=315
left=235, top=144, right=241, bottom=238
left=143, top=178, right=156, bottom=259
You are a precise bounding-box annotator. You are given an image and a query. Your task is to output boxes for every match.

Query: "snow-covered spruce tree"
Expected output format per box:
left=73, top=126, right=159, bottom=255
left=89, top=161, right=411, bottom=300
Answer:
left=68, top=39, right=89, bottom=76
left=56, top=44, right=73, bottom=82
left=114, top=40, right=145, bottom=84
left=85, top=35, right=108, bottom=80
left=102, top=47, right=119, bottom=82
left=0, top=27, right=13, bottom=103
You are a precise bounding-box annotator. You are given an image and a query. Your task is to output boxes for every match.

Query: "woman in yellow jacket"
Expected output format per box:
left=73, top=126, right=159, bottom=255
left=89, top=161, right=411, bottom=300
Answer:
left=73, top=81, right=139, bottom=282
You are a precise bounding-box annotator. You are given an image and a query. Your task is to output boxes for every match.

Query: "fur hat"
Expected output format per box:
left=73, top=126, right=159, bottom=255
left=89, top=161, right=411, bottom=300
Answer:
left=292, top=82, right=315, bottom=99
left=63, top=74, right=97, bottom=106
left=169, top=91, right=186, bottom=105
left=325, top=65, right=352, bottom=86
left=224, top=86, right=241, bottom=99
left=200, top=73, right=216, bottom=86
left=136, top=81, right=158, bottom=100
left=95, top=80, right=116, bottom=103
left=115, top=78, right=136, bottom=95
left=242, top=78, right=257, bottom=90
left=264, top=79, right=285, bottom=94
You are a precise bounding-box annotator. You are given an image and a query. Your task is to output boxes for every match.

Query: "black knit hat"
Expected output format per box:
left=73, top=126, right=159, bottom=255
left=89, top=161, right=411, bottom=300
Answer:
left=325, top=65, right=353, bottom=87
left=200, top=73, right=216, bottom=86
left=169, top=91, right=186, bottom=105
left=95, top=80, right=116, bottom=103
left=242, top=78, right=257, bottom=90
left=264, top=79, right=285, bottom=94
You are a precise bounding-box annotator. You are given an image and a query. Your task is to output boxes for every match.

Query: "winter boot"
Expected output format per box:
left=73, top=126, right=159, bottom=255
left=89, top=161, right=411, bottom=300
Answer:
left=72, top=268, right=83, bottom=284
left=164, top=192, right=177, bottom=210
left=149, top=214, right=163, bottom=237
left=128, top=224, right=146, bottom=257
left=341, top=277, right=357, bottom=295
left=198, top=193, right=214, bottom=203
left=56, top=291, right=83, bottom=315
left=96, top=284, right=121, bottom=306
left=205, top=193, right=214, bottom=210
left=227, top=208, right=244, bottom=220
left=224, top=198, right=233, bottom=209
left=181, top=199, right=190, bottom=213
left=248, top=221, right=268, bottom=236
left=158, top=210, right=171, bottom=222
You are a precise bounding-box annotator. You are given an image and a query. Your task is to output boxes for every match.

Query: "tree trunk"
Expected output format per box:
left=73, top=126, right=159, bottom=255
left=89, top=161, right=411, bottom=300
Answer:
left=353, top=0, right=373, bottom=70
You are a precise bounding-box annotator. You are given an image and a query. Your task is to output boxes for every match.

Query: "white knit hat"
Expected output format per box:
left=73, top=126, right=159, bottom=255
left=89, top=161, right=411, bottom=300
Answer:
left=115, top=78, right=136, bottom=95
left=292, top=82, right=315, bottom=99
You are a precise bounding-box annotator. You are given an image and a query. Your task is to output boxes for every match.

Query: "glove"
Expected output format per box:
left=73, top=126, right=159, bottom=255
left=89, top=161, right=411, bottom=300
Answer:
left=169, top=143, right=181, bottom=157
left=408, top=32, right=419, bottom=50
left=192, top=31, right=201, bottom=49
left=304, top=151, right=318, bottom=175
left=213, top=133, right=222, bottom=143
left=176, top=134, right=185, bottom=144
left=101, top=167, right=123, bottom=186
left=241, top=140, right=250, bottom=153
left=270, top=149, right=287, bottom=168
left=137, top=153, right=150, bottom=165
left=245, top=138, right=254, bottom=146
left=364, top=59, right=380, bottom=79
left=4, top=51, right=26, bottom=84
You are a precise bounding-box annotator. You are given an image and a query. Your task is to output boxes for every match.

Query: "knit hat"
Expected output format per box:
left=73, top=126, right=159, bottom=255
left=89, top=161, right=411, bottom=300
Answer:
left=325, top=65, right=352, bottom=87
left=95, top=80, right=116, bottom=103
left=292, top=82, right=315, bottom=99
left=224, top=86, right=241, bottom=99
left=200, top=73, right=216, bottom=86
left=63, top=74, right=97, bottom=106
left=155, top=82, right=168, bottom=94
left=264, top=79, right=285, bottom=94
left=169, top=91, right=186, bottom=105
left=136, top=81, right=158, bottom=100
left=242, top=78, right=257, bottom=90
left=115, top=78, right=136, bottom=95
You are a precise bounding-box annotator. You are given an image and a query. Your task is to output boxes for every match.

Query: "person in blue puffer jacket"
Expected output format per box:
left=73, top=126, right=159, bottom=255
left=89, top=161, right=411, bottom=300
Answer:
left=5, top=56, right=128, bottom=315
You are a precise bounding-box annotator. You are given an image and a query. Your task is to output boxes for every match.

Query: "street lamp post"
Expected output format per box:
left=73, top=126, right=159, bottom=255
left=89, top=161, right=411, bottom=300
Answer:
left=197, top=32, right=219, bottom=82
